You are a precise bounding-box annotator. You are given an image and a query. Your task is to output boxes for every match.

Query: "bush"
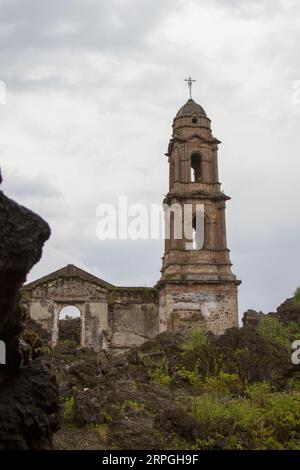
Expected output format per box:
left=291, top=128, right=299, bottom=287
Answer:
left=191, top=394, right=263, bottom=449
left=245, top=381, right=274, bottom=407
left=182, top=330, right=207, bottom=351
left=258, top=317, right=290, bottom=349
left=201, top=372, right=244, bottom=397
left=285, top=373, right=300, bottom=392
left=64, top=396, right=75, bottom=421
left=264, top=393, right=300, bottom=444
left=175, top=364, right=202, bottom=387
left=215, top=326, right=291, bottom=386
left=294, top=287, right=300, bottom=305
left=122, top=400, right=145, bottom=413
left=148, top=357, right=173, bottom=386
left=191, top=389, right=300, bottom=449
left=148, top=368, right=173, bottom=386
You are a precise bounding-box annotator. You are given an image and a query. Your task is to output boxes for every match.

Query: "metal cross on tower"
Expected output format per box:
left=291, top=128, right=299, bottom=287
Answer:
left=184, top=76, right=196, bottom=99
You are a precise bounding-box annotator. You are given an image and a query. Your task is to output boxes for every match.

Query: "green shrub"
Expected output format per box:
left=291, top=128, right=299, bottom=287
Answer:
left=245, top=381, right=274, bottom=407
left=258, top=317, right=290, bottom=349
left=175, top=364, right=202, bottom=386
left=264, top=393, right=300, bottom=440
left=202, top=372, right=244, bottom=397
left=285, top=373, right=300, bottom=392
left=287, top=322, right=300, bottom=340
left=122, top=400, right=145, bottom=412
left=64, top=396, right=75, bottom=421
left=183, top=330, right=207, bottom=351
left=148, top=367, right=173, bottom=386
left=148, top=357, right=173, bottom=386
left=191, top=390, right=300, bottom=449
left=294, top=287, right=300, bottom=305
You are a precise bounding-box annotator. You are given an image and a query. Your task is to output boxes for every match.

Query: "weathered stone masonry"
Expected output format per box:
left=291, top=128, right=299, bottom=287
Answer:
left=24, top=264, right=159, bottom=352
left=25, top=98, right=240, bottom=352
left=157, top=98, right=240, bottom=336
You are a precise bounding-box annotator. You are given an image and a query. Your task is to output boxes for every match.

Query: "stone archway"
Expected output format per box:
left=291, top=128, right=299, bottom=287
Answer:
left=52, top=302, right=86, bottom=348
left=57, top=305, right=82, bottom=345
left=24, top=264, right=111, bottom=352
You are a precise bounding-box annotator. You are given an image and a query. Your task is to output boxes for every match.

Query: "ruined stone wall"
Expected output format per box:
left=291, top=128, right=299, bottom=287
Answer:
left=26, top=275, right=238, bottom=351
left=26, top=278, right=108, bottom=352
left=108, top=288, right=159, bottom=352
left=159, top=282, right=238, bottom=336
left=26, top=281, right=159, bottom=353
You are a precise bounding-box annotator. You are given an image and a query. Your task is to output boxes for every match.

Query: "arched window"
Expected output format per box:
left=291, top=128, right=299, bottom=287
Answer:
left=59, top=305, right=81, bottom=344
left=190, top=153, right=202, bottom=182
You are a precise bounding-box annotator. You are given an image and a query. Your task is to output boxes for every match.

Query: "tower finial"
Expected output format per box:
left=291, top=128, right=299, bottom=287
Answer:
left=184, top=76, right=196, bottom=99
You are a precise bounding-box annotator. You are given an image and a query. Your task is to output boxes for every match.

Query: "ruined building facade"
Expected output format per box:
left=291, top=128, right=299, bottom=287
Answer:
left=25, top=98, right=240, bottom=352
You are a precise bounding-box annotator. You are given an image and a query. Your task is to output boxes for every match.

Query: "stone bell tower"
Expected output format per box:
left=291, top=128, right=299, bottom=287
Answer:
left=158, top=95, right=240, bottom=336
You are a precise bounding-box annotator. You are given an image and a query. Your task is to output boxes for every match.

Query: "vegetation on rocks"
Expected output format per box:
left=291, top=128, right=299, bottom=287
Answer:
left=46, top=302, right=300, bottom=450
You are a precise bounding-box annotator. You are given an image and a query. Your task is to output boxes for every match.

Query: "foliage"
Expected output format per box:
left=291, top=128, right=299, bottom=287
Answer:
left=175, top=364, right=202, bottom=387
left=287, top=322, right=300, bottom=339
left=214, top=326, right=291, bottom=386
left=53, top=322, right=300, bottom=450
left=59, top=316, right=80, bottom=344
left=122, top=400, right=145, bottom=413
left=64, top=396, right=75, bottom=421
left=182, top=330, right=207, bottom=351
left=285, top=373, right=300, bottom=392
left=148, top=357, right=173, bottom=386
left=294, top=287, right=300, bottom=305
left=201, top=372, right=244, bottom=397
left=101, top=409, right=113, bottom=423
left=191, top=390, right=300, bottom=449
left=258, top=317, right=290, bottom=349
left=245, top=381, right=274, bottom=407
left=22, top=329, right=51, bottom=357
left=148, top=367, right=173, bottom=386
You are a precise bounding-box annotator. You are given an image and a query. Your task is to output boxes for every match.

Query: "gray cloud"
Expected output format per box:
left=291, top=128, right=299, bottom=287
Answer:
left=1, top=0, right=299, bottom=319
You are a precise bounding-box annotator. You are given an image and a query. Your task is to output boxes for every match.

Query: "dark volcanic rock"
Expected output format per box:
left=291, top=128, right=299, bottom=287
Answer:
left=0, top=359, right=59, bottom=449
left=154, top=407, right=203, bottom=442
left=215, top=326, right=291, bottom=386
left=0, top=182, right=50, bottom=372
left=0, top=174, right=59, bottom=449
left=277, top=297, right=300, bottom=325
left=242, top=309, right=264, bottom=328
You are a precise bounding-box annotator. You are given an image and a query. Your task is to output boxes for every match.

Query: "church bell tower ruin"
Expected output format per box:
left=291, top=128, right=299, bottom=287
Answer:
left=158, top=94, right=240, bottom=336
left=25, top=84, right=241, bottom=352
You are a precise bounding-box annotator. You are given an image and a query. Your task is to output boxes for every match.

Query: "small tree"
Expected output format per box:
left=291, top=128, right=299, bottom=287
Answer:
left=294, top=287, right=300, bottom=305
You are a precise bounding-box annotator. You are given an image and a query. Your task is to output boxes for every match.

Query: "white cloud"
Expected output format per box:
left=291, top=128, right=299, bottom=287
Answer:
left=1, top=0, right=299, bottom=317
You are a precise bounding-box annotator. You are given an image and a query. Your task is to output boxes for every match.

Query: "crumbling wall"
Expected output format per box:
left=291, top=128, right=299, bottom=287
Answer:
left=159, top=283, right=239, bottom=336
left=25, top=277, right=160, bottom=353
left=0, top=174, right=59, bottom=449
left=108, top=288, right=159, bottom=352
left=26, top=277, right=108, bottom=351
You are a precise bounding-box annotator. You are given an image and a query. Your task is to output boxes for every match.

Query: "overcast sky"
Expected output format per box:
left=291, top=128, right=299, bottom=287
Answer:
left=1, top=0, right=300, bottom=318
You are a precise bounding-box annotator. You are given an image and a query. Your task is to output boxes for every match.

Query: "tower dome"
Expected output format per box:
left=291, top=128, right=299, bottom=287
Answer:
left=176, top=98, right=207, bottom=118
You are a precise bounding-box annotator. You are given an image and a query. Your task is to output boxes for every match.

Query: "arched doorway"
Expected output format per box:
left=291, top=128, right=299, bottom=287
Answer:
left=58, top=305, right=81, bottom=345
